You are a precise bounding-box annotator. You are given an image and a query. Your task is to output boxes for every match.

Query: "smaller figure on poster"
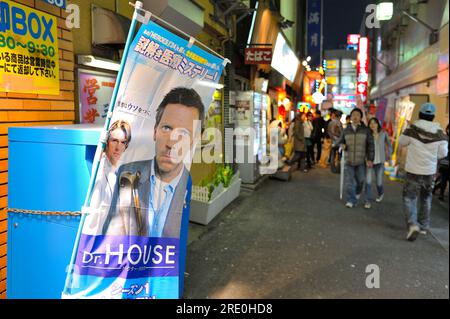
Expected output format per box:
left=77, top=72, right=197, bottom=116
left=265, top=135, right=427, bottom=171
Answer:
left=85, top=120, right=132, bottom=234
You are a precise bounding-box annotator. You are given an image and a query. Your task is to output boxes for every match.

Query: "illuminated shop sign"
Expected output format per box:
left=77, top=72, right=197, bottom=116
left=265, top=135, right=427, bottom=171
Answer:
left=356, top=37, right=369, bottom=103
left=347, top=34, right=360, bottom=45
left=271, top=32, right=299, bottom=82
left=245, top=47, right=272, bottom=65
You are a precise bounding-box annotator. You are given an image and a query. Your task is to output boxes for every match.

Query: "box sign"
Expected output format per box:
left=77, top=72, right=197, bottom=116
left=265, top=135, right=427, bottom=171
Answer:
left=40, top=0, right=66, bottom=9
left=245, top=47, right=272, bottom=65
left=0, top=0, right=60, bottom=95
left=356, top=37, right=369, bottom=103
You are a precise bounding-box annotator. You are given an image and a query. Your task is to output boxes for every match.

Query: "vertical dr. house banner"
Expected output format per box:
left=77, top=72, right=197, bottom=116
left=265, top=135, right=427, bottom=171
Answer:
left=63, top=9, right=226, bottom=299
left=0, top=0, right=60, bottom=94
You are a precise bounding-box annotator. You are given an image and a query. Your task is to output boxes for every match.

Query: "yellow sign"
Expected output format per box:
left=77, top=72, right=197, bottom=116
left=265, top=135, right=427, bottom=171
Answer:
left=327, top=76, right=337, bottom=84
left=327, top=60, right=337, bottom=69
left=0, top=0, right=60, bottom=95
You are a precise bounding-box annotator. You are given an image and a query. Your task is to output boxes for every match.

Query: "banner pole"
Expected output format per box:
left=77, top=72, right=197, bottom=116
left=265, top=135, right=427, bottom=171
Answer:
left=63, top=1, right=144, bottom=295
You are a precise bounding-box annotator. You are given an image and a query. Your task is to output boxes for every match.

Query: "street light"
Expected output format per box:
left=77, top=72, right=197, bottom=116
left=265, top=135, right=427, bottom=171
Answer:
left=376, top=2, right=393, bottom=21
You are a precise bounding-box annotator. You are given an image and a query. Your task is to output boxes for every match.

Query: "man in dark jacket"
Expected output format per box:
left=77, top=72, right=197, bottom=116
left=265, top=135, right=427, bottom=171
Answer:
left=337, top=108, right=375, bottom=208
left=312, top=110, right=326, bottom=163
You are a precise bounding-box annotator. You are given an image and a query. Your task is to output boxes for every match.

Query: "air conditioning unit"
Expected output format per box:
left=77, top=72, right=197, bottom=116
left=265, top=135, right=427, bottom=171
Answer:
left=91, top=5, right=131, bottom=48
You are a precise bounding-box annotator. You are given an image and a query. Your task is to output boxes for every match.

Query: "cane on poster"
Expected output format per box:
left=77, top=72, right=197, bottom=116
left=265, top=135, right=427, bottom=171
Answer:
left=63, top=9, right=226, bottom=299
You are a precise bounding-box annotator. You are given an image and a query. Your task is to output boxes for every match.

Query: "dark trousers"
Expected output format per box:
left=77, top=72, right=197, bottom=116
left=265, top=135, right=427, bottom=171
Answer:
left=287, top=151, right=306, bottom=170
left=329, top=146, right=341, bottom=173
left=313, top=138, right=322, bottom=162
left=306, top=138, right=314, bottom=167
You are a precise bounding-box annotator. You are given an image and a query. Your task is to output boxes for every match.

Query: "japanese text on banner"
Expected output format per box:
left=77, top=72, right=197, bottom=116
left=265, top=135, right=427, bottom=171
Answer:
left=0, top=0, right=60, bottom=95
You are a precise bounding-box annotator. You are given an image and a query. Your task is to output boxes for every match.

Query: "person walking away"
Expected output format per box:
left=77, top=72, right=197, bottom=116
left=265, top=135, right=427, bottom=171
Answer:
left=328, top=110, right=344, bottom=173
left=304, top=112, right=314, bottom=168
left=287, top=112, right=308, bottom=172
left=312, top=110, right=326, bottom=163
left=337, top=108, right=375, bottom=208
left=365, top=118, right=392, bottom=209
left=398, top=103, right=448, bottom=241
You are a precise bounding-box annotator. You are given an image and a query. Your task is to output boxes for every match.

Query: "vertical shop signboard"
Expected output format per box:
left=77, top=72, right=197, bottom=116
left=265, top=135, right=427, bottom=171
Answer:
left=356, top=37, right=369, bottom=104
left=306, top=0, right=322, bottom=66
left=0, top=0, right=60, bottom=95
left=63, top=17, right=226, bottom=299
left=78, top=70, right=117, bottom=124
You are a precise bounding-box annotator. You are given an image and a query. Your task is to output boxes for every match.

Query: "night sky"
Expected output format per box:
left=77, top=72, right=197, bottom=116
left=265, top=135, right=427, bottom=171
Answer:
left=323, top=0, right=374, bottom=50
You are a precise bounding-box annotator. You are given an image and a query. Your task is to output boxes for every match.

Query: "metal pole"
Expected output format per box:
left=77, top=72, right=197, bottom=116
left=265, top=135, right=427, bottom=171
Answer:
left=340, top=148, right=345, bottom=200
left=401, top=10, right=437, bottom=33
left=63, top=1, right=144, bottom=295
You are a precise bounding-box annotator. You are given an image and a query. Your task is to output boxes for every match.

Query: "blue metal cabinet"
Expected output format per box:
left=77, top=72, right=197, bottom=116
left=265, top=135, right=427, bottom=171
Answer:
left=7, top=124, right=102, bottom=299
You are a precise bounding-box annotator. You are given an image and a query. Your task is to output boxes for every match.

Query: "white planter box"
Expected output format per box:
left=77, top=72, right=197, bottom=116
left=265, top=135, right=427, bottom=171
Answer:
left=189, top=177, right=242, bottom=225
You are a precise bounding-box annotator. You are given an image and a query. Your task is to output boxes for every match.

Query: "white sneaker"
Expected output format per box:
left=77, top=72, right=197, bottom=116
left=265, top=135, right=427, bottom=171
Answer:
left=406, top=225, right=420, bottom=242
left=376, top=194, right=384, bottom=203
left=345, top=202, right=354, bottom=208
left=420, top=230, right=427, bottom=235
left=364, top=202, right=371, bottom=209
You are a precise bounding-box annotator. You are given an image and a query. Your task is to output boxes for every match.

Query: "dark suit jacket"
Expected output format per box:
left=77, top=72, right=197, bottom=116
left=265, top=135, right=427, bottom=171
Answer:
left=102, top=159, right=189, bottom=238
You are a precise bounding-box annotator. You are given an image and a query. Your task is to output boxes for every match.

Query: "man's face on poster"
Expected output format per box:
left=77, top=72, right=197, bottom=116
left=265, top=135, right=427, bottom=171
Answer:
left=106, top=128, right=128, bottom=166
left=154, top=103, right=199, bottom=180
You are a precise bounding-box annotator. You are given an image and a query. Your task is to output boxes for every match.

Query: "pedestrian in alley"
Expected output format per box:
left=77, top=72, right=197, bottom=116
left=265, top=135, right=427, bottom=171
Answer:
left=304, top=112, right=315, bottom=168
left=433, top=124, right=449, bottom=201
left=365, top=117, right=392, bottom=208
left=399, top=103, right=448, bottom=241
left=327, top=109, right=344, bottom=173
left=287, top=112, right=308, bottom=172
left=312, top=110, right=326, bottom=163
left=337, top=108, right=375, bottom=208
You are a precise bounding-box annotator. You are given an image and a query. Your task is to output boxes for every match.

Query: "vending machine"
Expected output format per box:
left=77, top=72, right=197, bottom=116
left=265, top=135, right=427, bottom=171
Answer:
left=235, top=91, right=269, bottom=184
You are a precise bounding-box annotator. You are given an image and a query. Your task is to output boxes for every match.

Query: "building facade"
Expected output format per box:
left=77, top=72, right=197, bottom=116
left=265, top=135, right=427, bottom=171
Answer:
left=370, top=0, right=449, bottom=130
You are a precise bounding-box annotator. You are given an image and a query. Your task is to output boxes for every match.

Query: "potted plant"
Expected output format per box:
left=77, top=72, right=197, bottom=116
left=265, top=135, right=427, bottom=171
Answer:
left=190, top=165, right=241, bottom=225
